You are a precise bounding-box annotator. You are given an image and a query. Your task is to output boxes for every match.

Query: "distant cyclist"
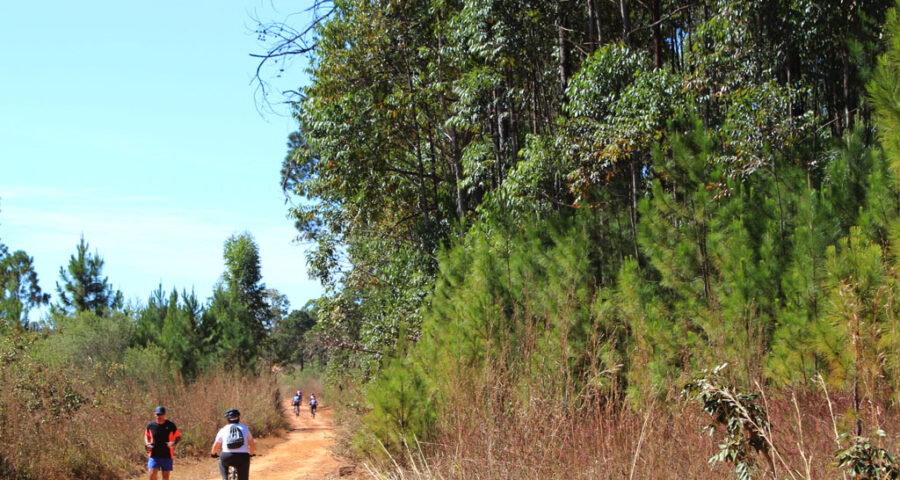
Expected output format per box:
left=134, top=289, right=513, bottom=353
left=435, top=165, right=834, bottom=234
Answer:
left=309, top=394, right=318, bottom=418
left=210, top=408, right=256, bottom=480
left=291, top=391, right=301, bottom=416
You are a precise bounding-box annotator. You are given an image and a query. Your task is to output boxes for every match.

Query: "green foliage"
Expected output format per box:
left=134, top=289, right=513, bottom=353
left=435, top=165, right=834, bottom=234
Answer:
left=135, top=284, right=168, bottom=347
left=870, top=0, right=900, bottom=184
left=836, top=431, right=900, bottom=479
left=39, top=310, right=136, bottom=370
left=400, top=212, right=617, bottom=421
left=817, top=227, right=887, bottom=390
left=53, top=235, right=122, bottom=316
left=0, top=249, right=49, bottom=332
left=270, top=305, right=317, bottom=369
left=222, top=232, right=269, bottom=334
left=205, top=285, right=260, bottom=369
left=357, top=355, right=435, bottom=457
left=683, top=364, right=771, bottom=480
left=201, top=232, right=271, bottom=370
left=160, top=289, right=202, bottom=378
left=121, top=343, right=176, bottom=385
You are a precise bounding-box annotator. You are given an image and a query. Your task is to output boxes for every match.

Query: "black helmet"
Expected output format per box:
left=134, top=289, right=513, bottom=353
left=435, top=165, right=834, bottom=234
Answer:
left=224, top=408, right=240, bottom=420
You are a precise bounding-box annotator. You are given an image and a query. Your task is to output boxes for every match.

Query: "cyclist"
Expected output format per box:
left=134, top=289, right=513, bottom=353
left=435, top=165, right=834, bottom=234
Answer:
left=210, top=408, right=256, bottom=480
left=291, top=391, right=301, bottom=416
left=309, top=394, right=318, bottom=418
left=144, top=406, right=181, bottom=480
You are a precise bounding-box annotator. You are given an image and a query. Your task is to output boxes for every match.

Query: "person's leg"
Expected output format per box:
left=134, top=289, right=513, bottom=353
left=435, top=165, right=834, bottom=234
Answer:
left=157, top=458, right=173, bottom=480
left=236, top=454, right=250, bottom=480
left=148, top=458, right=159, bottom=480
left=218, top=456, right=228, bottom=480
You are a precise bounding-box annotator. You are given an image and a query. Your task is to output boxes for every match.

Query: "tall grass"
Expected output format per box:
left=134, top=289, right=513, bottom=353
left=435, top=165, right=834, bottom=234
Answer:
left=363, top=380, right=900, bottom=479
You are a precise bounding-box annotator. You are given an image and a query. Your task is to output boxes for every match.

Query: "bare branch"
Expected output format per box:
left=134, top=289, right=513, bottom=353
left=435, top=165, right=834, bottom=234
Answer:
left=250, top=0, right=337, bottom=112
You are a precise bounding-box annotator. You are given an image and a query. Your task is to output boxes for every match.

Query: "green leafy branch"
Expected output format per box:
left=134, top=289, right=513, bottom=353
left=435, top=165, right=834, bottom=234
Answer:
left=684, top=363, right=792, bottom=480
left=836, top=431, right=900, bottom=480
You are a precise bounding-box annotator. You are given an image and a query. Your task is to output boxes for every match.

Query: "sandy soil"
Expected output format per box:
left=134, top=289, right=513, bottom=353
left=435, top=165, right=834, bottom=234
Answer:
left=132, top=398, right=354, bottom=480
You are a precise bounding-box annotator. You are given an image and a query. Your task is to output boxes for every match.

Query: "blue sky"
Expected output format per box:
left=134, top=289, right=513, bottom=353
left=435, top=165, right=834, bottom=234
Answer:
left=0, top=1, right=323, bottom=316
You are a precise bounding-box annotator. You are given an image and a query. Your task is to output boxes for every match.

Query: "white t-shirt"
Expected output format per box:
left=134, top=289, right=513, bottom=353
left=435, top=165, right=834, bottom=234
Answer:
left=215, top=423, right=253, bottom=453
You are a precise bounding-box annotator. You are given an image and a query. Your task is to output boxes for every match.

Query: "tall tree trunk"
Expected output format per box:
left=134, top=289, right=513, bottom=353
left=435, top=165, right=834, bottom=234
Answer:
left=629, top=154, right=641, bottom=262
left=843, top=47, right=852, bottom=131
left=651, top=0, right=662, bottom=68
left=587, top=0, right=602, bottom=51
left=435, top=26, right=466, bottom=220
left=586, top=0, right=596, bottom=52
left=557, top=1, right=570, bottom=95
left=620, top=0, right=631, bottom=44
left=786, top=39, right=793, bottom=120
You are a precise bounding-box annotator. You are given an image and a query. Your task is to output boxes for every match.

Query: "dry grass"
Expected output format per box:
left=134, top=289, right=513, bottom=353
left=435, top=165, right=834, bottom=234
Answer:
left=360, top=384, right=900, bottom=480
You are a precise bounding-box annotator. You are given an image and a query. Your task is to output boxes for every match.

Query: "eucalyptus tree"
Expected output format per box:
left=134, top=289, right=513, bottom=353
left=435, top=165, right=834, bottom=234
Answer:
left=203, top=232, right=270, bottom=369
left=0, top=204, right=50, bottom=331
left=0, top=247, right=50, bottom=331
left=263, top=0, right=899, bottom=384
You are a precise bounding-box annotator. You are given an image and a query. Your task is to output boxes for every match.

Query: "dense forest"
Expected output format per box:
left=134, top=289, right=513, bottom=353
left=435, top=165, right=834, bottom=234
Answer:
left=261, top=0, right=900, bottom=477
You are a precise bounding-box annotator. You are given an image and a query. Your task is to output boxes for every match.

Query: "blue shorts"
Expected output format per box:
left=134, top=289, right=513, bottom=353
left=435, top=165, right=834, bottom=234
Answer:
left=148, top=457, right=173, bottom=471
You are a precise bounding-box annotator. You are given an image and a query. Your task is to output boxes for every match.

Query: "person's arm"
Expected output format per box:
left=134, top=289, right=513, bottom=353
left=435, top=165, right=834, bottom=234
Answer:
left=144, top=428, right=153, bottom=449
left=210, top=429, right=223, bottom=456
left=168, top=425, right=181, bottom=448
left=246, top=427, right=255, bottom=455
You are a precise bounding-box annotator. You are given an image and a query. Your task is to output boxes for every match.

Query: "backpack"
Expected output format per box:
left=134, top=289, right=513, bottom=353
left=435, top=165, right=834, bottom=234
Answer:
left=309, top=397, right=317, bottom=406
left=225, top=424, right=245, bottom=449
left=292, top=394, right=300, bottom=405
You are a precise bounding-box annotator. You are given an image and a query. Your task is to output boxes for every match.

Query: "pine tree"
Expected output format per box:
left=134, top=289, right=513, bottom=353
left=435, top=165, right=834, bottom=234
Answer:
left=160, top=290, right=201, bottom=378
left=818, top=227, right=886, bottom=423
left=54, top=236, right=122, bottom=316
left=637, top=114, right=720, bottom=375
left=768, top=186, right=837, bottom=385
left=136, top=284, right=168, bottom=347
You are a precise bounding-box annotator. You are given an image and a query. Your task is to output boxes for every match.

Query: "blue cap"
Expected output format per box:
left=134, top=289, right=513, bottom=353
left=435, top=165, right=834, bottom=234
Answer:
left=154, top=406, right=166, bottom=415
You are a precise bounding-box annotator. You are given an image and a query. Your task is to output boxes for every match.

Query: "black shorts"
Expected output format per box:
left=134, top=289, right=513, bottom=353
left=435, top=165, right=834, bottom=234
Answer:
left=219, top=452, right=250, bottom=480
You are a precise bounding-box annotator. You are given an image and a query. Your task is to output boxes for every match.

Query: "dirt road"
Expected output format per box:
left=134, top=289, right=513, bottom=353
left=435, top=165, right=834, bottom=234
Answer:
left=135, top=398, right=349, bottom=480
left=211, top=398, right=345, bottom=480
